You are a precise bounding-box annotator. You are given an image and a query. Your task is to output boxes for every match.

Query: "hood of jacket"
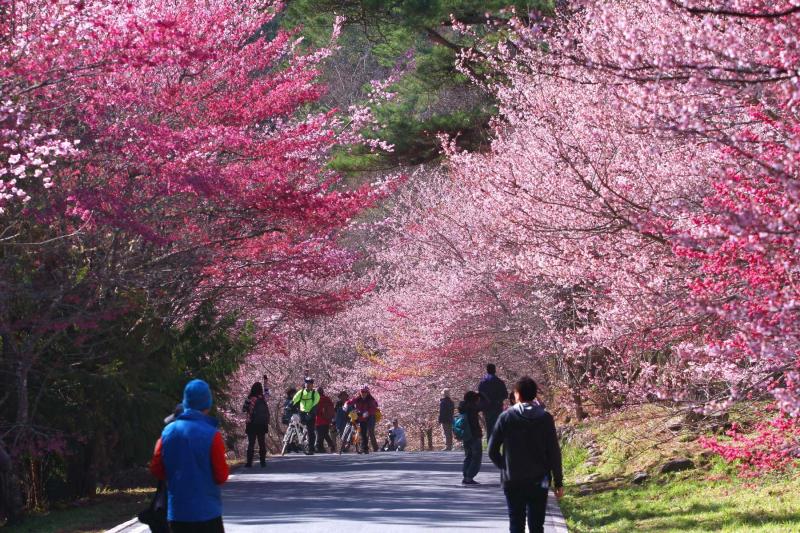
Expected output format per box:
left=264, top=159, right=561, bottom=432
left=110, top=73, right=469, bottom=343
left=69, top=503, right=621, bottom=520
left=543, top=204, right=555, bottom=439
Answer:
left=176, top=408, right=219, bottom=428
left=510, top=401, right=547, bottom=421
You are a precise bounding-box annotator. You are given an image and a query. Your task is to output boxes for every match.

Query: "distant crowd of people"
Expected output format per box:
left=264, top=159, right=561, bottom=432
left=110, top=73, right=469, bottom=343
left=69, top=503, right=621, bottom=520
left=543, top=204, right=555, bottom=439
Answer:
left=142, top=363, right=563, bottom=533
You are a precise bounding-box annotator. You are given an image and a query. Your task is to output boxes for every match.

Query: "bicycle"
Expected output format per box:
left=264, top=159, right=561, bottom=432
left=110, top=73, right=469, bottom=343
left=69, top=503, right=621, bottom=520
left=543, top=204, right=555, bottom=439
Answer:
left=338, top=411, right=361, bottom=454
left=281, top=413, right=308, bottom=456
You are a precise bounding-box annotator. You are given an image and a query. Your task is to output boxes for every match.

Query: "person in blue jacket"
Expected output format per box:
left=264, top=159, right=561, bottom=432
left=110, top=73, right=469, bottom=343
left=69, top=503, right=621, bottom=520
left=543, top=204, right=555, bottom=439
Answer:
left=150, top=379, right=229, bottom=533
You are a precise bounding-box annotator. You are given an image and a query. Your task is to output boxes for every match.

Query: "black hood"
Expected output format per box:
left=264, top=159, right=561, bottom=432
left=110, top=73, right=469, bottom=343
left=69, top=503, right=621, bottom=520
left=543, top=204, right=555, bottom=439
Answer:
left=510, top=402, right=547, bottom=421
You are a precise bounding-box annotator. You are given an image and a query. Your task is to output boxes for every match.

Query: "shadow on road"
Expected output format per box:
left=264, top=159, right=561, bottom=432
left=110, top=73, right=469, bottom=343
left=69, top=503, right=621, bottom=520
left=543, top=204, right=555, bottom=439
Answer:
left=223, top=452, right=507, bottom=530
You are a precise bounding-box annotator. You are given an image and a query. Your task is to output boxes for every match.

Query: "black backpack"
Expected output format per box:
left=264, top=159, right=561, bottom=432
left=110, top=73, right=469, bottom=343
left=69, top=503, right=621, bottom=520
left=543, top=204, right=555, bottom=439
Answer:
left=281, top=399, right=297, bottom=425
left=249, top=397, right=269, bottom=426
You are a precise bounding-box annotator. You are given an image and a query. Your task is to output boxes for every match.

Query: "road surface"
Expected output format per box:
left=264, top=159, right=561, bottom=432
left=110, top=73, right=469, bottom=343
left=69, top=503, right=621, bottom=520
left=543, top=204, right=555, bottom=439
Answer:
left=109, top=451, right=567, bottom=532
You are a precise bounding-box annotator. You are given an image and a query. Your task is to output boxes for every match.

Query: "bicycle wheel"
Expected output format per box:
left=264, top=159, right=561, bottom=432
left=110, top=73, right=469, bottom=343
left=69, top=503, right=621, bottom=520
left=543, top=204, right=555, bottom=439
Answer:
left=280, top=427, right=294, bottom=456
left=339, top=426, right=351, bottom=454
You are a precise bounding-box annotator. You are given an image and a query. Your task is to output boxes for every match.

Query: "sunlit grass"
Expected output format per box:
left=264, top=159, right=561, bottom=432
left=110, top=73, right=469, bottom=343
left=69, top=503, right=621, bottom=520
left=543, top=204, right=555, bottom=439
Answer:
left=559, top=403, right=800, bottom=532
left=2, top=487, right=154, bottom=533
left=561, top=470, right=800, bottom=533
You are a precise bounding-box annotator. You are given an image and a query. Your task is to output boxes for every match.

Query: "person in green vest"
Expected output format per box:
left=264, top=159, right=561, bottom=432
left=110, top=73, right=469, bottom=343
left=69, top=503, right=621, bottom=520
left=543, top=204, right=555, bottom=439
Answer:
left=292, top=377, right=321, bottom=455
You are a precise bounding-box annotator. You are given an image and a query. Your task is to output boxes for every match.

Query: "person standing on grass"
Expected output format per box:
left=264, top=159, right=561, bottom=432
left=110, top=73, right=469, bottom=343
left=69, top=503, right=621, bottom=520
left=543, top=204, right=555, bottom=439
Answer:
left=459, top=390, right=483, bottom=485
left=314, top=387, right=336, bottom=453
left=150, top=379, right=229, bottom=533
left=242, top=381, right=269, bottom=468
left=488, top=377, right=564, bottom=533
left=439, top=388, right=455, bottom=451
left=478, top=363, right=508, bottom=442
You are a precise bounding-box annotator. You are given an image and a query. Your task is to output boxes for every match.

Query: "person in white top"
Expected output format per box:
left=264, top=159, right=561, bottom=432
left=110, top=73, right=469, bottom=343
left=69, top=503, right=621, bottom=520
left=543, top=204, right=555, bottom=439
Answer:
left=389, top=419, right=407, bottom=451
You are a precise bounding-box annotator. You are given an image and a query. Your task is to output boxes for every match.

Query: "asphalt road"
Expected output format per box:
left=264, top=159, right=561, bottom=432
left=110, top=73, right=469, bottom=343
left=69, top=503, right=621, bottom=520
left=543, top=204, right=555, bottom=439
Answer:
left=109, top=451, right=567, bottom=533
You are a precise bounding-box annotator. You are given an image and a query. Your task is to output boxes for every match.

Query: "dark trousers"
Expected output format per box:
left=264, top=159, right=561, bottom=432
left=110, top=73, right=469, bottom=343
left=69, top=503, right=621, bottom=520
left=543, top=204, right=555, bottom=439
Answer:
left=367, top=416, right=379, bottom=451
left=246, top=429, right=266, bottom=466
left=315, top=424, right=335, bottom=452
left=462, top=437, right=482, bottom=479
left=441, top=423, right=453, bottom=450
left=170, top=516, right=224, bottom=533
left=300, top=412, right=316, bottom=451
left=503, top=484, right=549, bottom=533
left=484, top=409, right=502, bottom=441
left=358, top=421, right=370, bottom=453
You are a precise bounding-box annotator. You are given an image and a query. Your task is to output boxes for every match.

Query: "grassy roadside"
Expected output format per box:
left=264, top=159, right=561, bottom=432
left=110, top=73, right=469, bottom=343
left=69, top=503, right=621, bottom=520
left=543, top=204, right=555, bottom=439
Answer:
left=1, top=488, right=154, bottom=533
left=559, top=404, right=800, bottom=532
left=561, top=468, right=800, bottom=532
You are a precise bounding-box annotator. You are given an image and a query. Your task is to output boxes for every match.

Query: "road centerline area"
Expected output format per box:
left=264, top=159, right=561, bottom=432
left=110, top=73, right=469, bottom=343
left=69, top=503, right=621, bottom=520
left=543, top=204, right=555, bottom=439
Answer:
left=111, top=451, right=566, bottom=532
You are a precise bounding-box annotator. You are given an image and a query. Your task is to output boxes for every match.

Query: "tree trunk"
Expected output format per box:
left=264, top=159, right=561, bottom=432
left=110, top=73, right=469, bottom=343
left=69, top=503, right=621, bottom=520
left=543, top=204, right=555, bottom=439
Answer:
left=16, top=357, right=31, bottom=429
left=572, top=390, right=586, bottom=420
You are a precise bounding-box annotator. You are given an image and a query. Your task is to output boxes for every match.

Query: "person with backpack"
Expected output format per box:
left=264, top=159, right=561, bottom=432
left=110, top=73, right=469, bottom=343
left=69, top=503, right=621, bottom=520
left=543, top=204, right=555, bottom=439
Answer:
left=138, top=403, right=184, bottom=533
left=457, top=390, right=483, bottom=485
left=314, top=387, right=336, bottom=453
left=438, top=388, right=455, bottom=451
left=292, top=377, right=320, bottom=455
left=478, top=363, right=509, bottom=442
left=149, top=379, right=229, bottom=533
left=489, top=377, right=564, bottom=533
left=242, top=381, right=269, bottom=468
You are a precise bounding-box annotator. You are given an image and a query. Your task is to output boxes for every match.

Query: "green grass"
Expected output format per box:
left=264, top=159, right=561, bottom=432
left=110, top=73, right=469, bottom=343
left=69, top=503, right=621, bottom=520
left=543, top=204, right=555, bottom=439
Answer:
left=558, top=403, right=800, bottom=532
left=561, top=441, right=590, bottom=479
left=560, top=471, right=800, bottom=533
left=2, top=488, right=153, bottom=533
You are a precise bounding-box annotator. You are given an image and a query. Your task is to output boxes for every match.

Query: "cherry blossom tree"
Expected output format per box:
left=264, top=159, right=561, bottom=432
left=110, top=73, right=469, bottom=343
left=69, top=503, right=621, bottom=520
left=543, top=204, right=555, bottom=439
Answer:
left=297, top=1, right=800, bottom=463
left=0, top=0, right=397, bottom=507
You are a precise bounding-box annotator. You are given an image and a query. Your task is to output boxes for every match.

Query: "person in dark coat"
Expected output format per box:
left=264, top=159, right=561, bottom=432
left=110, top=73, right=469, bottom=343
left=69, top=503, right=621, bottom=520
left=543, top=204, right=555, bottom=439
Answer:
left=458, top=390, right=483, bottom=485
left=438, top=389, right=455, bottom=451
left=478, top=363, right=508, bottom=441
left=334, top=391, right=349, bottom=438
left=242, top=381, right=269, bottom=467
left=139, top=404, right=183, bottom=533
left=488, top=377, right=564, bottom=533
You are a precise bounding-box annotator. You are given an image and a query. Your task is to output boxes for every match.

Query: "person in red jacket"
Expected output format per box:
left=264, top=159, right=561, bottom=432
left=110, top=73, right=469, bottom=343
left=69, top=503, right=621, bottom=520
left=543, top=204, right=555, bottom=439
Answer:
left=345, top=385, right=378, bottom=454
left=314, top=388, right=336, bottom=453
left=150, top=380, right=229, bottom=533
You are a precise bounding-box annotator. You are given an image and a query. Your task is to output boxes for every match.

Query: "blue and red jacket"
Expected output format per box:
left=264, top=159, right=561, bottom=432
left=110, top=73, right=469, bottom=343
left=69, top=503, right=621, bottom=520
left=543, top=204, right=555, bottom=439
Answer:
left=150, top=409, right=229, bottom=522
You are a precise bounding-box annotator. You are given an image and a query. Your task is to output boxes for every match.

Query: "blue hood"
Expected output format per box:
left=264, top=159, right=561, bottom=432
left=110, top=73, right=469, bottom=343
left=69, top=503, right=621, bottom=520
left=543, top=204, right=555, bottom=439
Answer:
left=176, top=408, right=219, bottom=428
left=182, top=378, right=213, bottom=411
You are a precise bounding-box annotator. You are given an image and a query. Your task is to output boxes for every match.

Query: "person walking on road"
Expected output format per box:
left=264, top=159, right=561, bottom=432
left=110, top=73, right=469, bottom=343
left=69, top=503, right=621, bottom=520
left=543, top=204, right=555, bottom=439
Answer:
left=488, top=377, right=564, bottom=533
left=438, top=389, right=455, bottom=451
left=315, top=387, right=336, bottom=453
left=242, top=381, right=269, bottom=468
left=149, top=379, right=230, bottom=533
left=345, top=386, right=378, bottom=454
left=292, top=378, right=320, bottom=455
left=459, top=390, right=483, bottom=485
left=478, top=363, right=508, bottom=441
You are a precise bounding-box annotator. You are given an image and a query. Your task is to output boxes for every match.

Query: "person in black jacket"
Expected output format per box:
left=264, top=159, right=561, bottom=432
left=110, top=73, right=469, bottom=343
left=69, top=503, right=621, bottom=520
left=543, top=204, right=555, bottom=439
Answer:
left=488, top=377, right=564, bottom=533
left=438, top=389, right=455, bottom=451
left=458, top=391, right=483, bottom=485
left=243, top=382, right=269, bottom=467
left=478, top=363, right=508, bottom=442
